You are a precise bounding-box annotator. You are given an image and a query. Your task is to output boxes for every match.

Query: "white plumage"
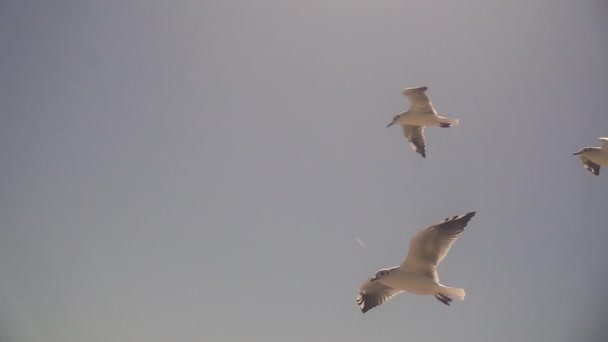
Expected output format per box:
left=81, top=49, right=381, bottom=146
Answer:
left=356, top=212, right=476, bottom=313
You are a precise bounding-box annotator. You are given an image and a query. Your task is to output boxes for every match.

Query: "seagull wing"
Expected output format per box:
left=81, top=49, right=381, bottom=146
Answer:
left=579, top=156, right=601, bottom=175
left=400, top=212, right=476, bottom=281
left=598, top=137, right=608, bottom=150
left=401, top=86, right=434, bottom=112
left=356, top=277, right=403, bottom=313
left=402, top=125, right=426, bottom=158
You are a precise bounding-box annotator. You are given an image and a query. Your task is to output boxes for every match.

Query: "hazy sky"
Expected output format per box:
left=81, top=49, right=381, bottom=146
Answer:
left=2, top=1, right=608, bottom=341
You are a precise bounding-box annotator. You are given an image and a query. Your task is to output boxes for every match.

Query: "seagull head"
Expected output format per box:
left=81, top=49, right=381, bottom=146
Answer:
left=371, top=269, right=391, bottom=282
left=386, top=115, right=400, bottom=128
left=573, top=147, right=591, bottom=156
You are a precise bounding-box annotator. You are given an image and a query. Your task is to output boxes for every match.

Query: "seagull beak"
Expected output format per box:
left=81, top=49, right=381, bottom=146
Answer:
left=572, top=152, right=581, bottom=155
left=386, top=121, right=394, bottom=128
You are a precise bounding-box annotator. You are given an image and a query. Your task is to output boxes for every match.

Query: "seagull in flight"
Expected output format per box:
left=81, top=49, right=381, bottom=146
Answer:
left=573, top=137, right=608, bottom=175
left=386, top=86, right=459, bottom=158
left=356, top=212, right=476, bottom=313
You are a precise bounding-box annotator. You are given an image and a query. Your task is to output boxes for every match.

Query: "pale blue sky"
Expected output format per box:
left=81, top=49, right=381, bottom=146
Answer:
left=2, top=1, right=608, bottom=341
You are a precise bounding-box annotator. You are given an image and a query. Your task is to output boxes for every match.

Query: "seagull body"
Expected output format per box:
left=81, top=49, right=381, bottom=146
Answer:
left=573, top=138, right=608, bottom=175
left=387, top=86, right=459, bottom=158
left=356, top=212, right=476, bottom=313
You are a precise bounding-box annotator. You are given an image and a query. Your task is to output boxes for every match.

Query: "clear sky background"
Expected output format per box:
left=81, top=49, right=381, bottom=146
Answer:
left=2, top=1, right=608, bottom=341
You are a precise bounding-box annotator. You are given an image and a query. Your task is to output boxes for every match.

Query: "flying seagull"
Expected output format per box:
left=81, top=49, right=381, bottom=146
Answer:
left=573, top=137, right=608, bottom=175
left=356, top=212, right=476, bottom=313
left=386, top=86, right=459, bottom=158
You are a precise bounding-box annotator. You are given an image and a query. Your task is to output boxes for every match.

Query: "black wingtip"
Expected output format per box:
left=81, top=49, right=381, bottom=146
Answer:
left=444, top=211, right=476, bottom=221
left=358, top=303, right=372, bottom=314
left=435, top=294, right=453, bottom=306
left=442, top=212, right=476, bottom=226
left=462, top=211, right=476, bottom=222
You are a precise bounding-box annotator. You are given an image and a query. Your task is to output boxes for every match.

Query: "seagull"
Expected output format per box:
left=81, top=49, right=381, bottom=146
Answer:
left=386, top=86, right=459, bottom=158
left=573, top=137, right=608, bottom=175
left=356, top=212, right=476, bottom=313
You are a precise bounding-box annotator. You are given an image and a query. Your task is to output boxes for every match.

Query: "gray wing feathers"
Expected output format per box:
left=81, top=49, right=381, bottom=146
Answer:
left=401, top=212, right=476, bottom=280
left=402, top=125, right=426, bottom=158
left=356, top=279, right=403, bottom=313
left=401, top=86, right=433, bottom=111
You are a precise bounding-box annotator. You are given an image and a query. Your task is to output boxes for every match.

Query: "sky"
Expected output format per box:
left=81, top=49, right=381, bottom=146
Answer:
left=1, top=0, right=608, bottom=341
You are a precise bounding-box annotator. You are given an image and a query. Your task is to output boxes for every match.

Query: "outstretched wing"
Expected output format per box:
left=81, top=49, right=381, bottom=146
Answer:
left=356, top=277, right=403, bottom=313
left=401, top=86, right=433, bottom=112
left=400, top=212, right=476, bottom=281
left=402, top=125, right=426, bottom=158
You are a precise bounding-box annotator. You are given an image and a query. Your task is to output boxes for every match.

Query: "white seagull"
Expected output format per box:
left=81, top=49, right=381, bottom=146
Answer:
left=573, top=137, right=608, bottom=175
left=386, top=86, right=459, bottom=158
left=356, top=212, right=476, bottom=313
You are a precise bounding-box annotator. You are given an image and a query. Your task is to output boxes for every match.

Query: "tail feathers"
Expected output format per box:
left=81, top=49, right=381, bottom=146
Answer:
left=438, top=116, right=459, bottom=127
left=439, top=286, right=465, bottom=301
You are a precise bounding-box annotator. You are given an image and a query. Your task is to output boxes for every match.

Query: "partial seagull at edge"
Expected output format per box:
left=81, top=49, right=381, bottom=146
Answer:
left=573, top=137, right=608, bottom=175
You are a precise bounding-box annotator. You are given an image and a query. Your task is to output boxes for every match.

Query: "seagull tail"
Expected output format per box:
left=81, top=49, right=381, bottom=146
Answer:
left=438, top=285, right=466, bottom=301
left=437, top=116, right=459, bottom=127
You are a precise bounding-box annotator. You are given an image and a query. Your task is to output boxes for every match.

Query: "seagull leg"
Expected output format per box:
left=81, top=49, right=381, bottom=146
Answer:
left=435, top=293, right=453, bottom=306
